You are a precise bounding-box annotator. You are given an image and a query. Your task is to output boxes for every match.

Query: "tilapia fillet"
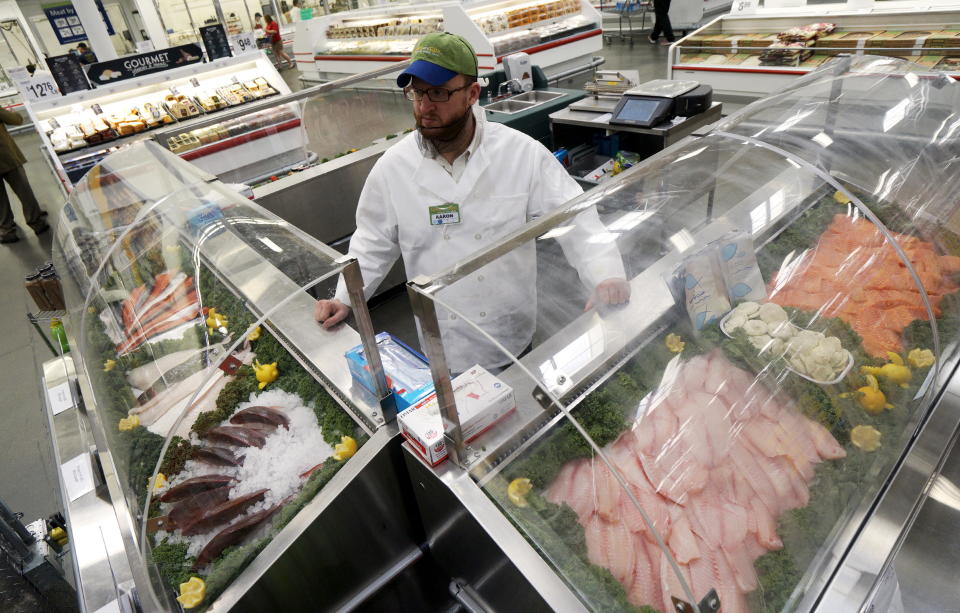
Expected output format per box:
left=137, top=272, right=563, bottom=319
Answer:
left=545, top=351, right=845, bottom=612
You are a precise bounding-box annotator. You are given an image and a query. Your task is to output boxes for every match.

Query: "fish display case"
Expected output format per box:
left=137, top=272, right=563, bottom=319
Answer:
left=295, top=0, right=602, bottom=82
left=667, top=2, right=960, bottom=98
left=22, top=53, right=294, bottom=193
left=404, top=55, right=960, bottom=612
left=46, top=140, right=396, bottom=612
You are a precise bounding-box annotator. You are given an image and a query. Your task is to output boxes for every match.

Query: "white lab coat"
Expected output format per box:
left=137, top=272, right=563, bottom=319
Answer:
left=335, top=111, right=625, bottom=373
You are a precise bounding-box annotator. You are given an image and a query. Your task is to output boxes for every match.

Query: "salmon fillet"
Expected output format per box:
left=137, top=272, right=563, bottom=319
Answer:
left=768, top=214, right=959, bottom=357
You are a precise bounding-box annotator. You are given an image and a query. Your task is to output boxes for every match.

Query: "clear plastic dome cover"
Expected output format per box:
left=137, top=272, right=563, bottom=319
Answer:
left=409, top=56, right=960, bottom=612
left=51, top=141, right=374, bottom=609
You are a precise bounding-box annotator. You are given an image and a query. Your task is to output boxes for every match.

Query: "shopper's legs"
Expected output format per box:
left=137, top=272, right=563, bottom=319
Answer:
left=654, top=0, right=675, bottom=42
left=4, top=165, right=45, bottom=228
left=0, top=172, right=17, bottom=240
left=650, top=16, right=662, bottom=41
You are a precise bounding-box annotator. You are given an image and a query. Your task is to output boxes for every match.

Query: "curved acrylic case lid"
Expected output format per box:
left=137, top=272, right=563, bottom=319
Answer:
left=407, top=56, right=960, bottom=612
left=50, top=141, right=376, bottom=608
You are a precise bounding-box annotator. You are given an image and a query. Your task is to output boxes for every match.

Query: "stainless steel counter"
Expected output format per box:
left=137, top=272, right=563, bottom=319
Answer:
left=42, top=355, right=145, bottom=613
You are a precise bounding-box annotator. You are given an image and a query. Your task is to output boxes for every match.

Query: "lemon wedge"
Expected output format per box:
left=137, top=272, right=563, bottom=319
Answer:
left=850, top=425, right=881, bottom=452
left=908, top=348, right=934, bottom=369
left=177, top=577, right=205, bottom=608
left=333, top=436, right=357, bottom=461
left=507, top=478, right=533, bottom=508
left=665, top=333, right=685, bottom=354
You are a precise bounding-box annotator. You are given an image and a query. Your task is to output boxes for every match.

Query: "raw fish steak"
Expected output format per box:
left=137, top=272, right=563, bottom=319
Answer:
left=545, top=350, right=845, bottom=612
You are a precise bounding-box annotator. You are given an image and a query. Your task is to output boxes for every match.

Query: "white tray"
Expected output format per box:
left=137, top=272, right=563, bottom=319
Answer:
left=719, top=309, right=855, bottom=385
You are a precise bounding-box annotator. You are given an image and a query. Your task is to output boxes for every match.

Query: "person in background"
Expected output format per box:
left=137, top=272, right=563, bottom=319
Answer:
left=263, top=15, right=292, bottom=68
left=75, top=42, right=98, bottom=64
left=647, top=0, right=675, bottom=45
left=0, top=108, right=48, bottom=244
left=280, top=1, right=292, bottom=23
left=314, top=33, right=629, bottom=374
left=254, top=12, right=264, bottom=34
left=290, top=0, right=302, bottom=22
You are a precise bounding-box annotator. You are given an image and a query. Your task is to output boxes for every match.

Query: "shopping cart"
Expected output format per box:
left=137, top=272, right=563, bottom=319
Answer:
left=601, top=0, right=650, bottom=46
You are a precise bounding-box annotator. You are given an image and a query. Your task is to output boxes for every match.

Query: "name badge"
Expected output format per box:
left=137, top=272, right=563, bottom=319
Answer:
left=429, top=203, right=461, bottom=225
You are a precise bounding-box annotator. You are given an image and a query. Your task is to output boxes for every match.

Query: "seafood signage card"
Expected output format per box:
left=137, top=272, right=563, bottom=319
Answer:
left=47, top=380, right=76, bottom=415
left=61, top=453, right=95, bottom=501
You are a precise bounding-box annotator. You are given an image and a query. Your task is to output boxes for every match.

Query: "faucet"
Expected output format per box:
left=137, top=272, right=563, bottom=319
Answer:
left=496, top=78, right=522, bottom=100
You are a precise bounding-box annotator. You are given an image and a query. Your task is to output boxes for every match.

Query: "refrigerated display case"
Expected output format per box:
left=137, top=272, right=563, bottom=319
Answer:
left=45, top=140, right=397, bottom=611
left=22, top=53, right=294, bottom=193
left=296, top=0, right=602, bottom=81
left=404, top=55, right=960, bottom=612
left=668, top=2, right=960, bottom=97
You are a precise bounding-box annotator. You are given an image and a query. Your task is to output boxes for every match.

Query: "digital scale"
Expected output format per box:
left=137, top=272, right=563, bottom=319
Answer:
left=609, top=80, right=713, bottom=128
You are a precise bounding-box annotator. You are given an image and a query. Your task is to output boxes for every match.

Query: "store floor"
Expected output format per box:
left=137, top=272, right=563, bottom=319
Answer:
left=0, top=37, right=678, bottom=607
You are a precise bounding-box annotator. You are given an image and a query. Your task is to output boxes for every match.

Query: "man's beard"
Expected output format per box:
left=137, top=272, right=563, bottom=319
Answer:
left=416, top=106, right=473, bottom=153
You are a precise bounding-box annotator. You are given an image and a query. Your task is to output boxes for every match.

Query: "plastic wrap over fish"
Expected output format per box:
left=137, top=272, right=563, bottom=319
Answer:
left=545, top=351, right=845, bottom=612
left=716, top=55, right=960, bottom=232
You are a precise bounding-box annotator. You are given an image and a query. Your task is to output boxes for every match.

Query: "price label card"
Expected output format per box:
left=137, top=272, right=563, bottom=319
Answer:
left=6, top=66, right=30, bottom=86
left=91, top=103, right=103, bottom=114
left=230, top=32, right=257, bottom=56
left=21, top=73, right=61, bottom=102
left=47, top=380, right=76, bottom=415
left=231, top=75, right=239, bottom=84
left=135, top=40, right=155, bottom=53
left=731, top=0, right=756, bottom=14
left=61, top=452, right=95, bottom=501
left=190, top=77, right=200, bottom=87
left=169, top=85, right=179, bottom=96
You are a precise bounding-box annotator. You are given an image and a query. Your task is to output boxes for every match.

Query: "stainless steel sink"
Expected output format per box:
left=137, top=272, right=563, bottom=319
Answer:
left=511, top=90, right=565, bottom=103
left=484, top=99, right=537, bottom=114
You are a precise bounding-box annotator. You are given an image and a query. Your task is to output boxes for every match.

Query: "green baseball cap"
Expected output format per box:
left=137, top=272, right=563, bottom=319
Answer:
left=397, top=32, right=478, bottom=87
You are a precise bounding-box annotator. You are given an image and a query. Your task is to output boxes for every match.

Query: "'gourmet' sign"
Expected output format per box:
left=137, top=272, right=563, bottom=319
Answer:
left=86, top=44, right=203, bottom=86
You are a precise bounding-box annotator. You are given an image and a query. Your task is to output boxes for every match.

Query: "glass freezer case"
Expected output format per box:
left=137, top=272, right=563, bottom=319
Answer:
left=407, top=55, right=960, bottom=612
left=49, top=141, right=389, bottom=610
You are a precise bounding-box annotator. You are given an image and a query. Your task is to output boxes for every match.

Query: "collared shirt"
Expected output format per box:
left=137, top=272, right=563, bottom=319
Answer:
left=416, top=105, right=484, bottom=182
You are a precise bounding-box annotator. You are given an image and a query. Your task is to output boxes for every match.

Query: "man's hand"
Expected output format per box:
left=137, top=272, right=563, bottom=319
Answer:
left=585, top=278, right=631, bottom=312
left=314, top=299, right=350, bottom=329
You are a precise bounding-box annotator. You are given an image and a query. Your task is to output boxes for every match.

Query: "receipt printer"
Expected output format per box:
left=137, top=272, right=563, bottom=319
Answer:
left=610, top=79, right=713, bottom=128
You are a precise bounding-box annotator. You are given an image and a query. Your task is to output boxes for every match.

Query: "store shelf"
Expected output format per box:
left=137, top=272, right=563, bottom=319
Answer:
left=55, top=95, right=283, bottom=164
left=667, top=5, right=960, bottom=97
left=299, top=0, right=602, bottom=80
left=17, top=53, right=294, bottom=190
left=178, top=118, right=302, bottom=160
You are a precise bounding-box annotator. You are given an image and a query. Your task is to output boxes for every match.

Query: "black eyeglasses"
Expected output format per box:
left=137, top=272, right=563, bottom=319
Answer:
left=403, top=83, right=470, bottom=102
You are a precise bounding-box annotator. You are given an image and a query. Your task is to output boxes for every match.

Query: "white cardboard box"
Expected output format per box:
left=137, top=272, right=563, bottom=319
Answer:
left=399, top=365, right=516, bottom=466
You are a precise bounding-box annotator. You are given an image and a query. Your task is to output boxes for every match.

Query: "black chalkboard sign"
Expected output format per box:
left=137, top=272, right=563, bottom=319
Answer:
left=45, top=54, right=91, bottom=94
left=200, top=24, right=232, bottom=61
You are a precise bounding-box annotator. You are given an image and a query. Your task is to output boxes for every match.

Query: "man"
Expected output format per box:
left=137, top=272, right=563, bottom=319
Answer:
left=75, top=42, right=98, bottom=64
left=314, top=33, right=629, bottom=373
left=647, top=0, right=675, bottom=45
left=0, top=108, right=48, bottom=243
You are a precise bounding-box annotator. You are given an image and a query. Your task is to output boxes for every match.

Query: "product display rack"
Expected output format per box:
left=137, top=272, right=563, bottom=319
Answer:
left=44, top=140, right=398, bottom=611
left=295, top=0, right=603, bottom=81
left=668, top=2, right=960, bottom=97
left=21, top=52, right=297, bottom=193
left=404, top=55, right=960, bottom=612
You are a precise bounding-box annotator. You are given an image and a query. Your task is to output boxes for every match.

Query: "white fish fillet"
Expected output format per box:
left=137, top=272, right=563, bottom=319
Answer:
left=545, top=350, right=846, bottom=610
